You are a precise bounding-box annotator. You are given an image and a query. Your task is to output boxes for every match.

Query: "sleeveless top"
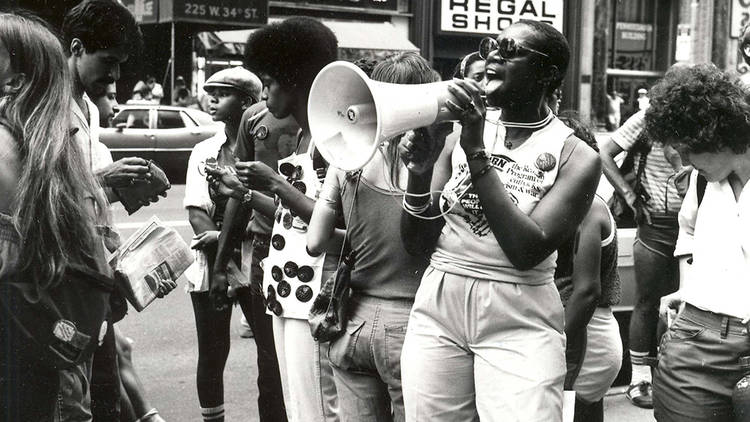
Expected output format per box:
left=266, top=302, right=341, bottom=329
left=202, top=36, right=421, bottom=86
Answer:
left=554, top=196, right=622, bottom=307
left=339, top=173, right=428, bottom=300
left=431, top=110, right=573, bottom=285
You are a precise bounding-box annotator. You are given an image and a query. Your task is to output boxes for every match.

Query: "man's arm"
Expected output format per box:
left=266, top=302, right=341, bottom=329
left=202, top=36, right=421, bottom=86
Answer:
left=599, top=137, right=638, bottom=208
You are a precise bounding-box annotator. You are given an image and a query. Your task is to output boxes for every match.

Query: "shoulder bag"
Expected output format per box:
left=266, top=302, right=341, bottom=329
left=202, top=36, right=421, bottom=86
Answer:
left=308, top=171, right=361, bottom=343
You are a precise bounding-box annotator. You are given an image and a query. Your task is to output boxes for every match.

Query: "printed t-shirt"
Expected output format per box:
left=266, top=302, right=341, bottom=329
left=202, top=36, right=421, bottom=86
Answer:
left=431, top=109, right=573, bottom=285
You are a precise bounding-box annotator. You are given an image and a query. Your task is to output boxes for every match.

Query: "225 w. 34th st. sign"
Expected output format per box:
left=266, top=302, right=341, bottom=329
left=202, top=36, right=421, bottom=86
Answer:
left=440, top=0, right=564, bottom=35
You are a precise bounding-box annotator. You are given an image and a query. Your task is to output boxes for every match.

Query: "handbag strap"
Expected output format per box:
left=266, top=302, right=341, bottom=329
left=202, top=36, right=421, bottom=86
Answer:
left=336, top=171, right=361, bottom=265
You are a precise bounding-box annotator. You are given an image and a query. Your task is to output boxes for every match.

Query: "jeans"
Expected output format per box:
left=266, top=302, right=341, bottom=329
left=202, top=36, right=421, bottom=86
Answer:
left=629, top=216, right=679, bottom=359
left=401, top=267, right=566, bottom=422
left=654, top=303, right=750, bottom=421
left=328, top=294, right=412, bottom=422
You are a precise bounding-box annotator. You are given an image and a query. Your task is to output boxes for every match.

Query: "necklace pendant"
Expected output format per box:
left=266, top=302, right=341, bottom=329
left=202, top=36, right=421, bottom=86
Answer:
left=504, top=139, right=513, bottom=149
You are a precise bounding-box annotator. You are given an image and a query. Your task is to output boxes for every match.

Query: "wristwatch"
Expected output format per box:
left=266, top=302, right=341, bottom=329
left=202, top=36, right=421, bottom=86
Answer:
left=241, top=190, right=253, bottom=207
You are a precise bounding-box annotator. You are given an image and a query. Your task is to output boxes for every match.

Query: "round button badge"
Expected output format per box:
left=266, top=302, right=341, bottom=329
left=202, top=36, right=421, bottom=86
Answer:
left=283, top=261, right=298, bottom=278
left=296, top=285, right=313, bottom=302
left=271, top=234, right=285, bottom=250
left=277, top=280, right=291, bottom=297
left=297, top=266, right=314, bottom=283
left=271, top=266, right=283, bottom=282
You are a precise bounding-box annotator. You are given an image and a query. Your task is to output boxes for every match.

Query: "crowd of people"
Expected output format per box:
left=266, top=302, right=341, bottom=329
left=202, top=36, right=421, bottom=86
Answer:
left=1, top=2, right=749, bottom=422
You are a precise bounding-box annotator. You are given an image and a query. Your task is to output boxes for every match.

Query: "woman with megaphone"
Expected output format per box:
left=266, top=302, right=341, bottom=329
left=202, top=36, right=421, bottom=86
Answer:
left=307, top=52, right=452, bottom=422
left=398, top=20, right=602, bottom=421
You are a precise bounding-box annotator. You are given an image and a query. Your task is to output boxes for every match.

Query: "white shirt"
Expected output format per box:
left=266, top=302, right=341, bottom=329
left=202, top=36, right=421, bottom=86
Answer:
left=674, top=170, right=750, bottom=320
left=72, top=94, right=113, bottom=172
left=183, top=132, right=250, bottom=292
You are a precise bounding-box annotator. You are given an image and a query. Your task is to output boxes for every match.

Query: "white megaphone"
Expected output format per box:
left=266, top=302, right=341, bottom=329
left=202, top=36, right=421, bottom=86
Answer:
left=308, top=61, right=460, bottom=171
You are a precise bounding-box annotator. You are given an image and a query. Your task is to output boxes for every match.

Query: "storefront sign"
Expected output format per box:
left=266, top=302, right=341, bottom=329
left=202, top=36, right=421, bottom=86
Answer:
left=731, top=0, right=750, bottom=38
left=296, top=0, right=398, bottom=11
left=613, top=22, right=653, bottom=71
left=121, top=0, right=159, bottom=24
left=439, top=0, right=564, bottom=35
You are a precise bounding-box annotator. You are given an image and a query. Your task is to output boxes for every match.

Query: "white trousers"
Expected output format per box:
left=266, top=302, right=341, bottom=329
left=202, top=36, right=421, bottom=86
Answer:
left=272, top=317, right=339, bottom=422
left=401, top=267, right=566, bottom=422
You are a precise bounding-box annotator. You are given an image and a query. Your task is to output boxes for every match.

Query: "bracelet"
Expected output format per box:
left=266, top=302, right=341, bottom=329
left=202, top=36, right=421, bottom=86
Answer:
left=471, top=163, right=494, bottom=181
left=402, top=195, right=432, bottom=215
left=466, top=149, right=490, bottom=162
left=136, top=408, right=159, bottom=422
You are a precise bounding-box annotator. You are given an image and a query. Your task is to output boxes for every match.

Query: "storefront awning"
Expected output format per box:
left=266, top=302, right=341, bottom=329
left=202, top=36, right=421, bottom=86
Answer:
left=203, top=19, right=418, bottom=60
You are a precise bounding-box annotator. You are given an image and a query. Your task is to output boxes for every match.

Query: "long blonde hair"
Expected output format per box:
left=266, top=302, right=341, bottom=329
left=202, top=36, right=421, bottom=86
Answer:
left=0, top=12, right=105, bottom=292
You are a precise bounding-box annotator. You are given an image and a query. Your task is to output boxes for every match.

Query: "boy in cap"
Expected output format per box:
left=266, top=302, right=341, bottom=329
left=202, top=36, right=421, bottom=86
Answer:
left=183, top=67, right=265, bottom=422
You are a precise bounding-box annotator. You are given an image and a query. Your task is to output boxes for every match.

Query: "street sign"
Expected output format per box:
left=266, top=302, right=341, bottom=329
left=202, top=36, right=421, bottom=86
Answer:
left=731, top=0, right=750, bottom=38
left=166, top=0, right=268, bottom=26
left=439, top=0, right=564, bottom=35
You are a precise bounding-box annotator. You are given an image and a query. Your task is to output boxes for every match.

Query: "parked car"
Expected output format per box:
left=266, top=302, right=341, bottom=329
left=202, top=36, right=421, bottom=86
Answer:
left=100, top=105, right=223, bottom=183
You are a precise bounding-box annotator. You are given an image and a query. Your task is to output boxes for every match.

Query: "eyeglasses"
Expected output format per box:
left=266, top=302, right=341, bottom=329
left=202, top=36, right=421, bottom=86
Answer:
left=479, top=37, right=549, bottom=61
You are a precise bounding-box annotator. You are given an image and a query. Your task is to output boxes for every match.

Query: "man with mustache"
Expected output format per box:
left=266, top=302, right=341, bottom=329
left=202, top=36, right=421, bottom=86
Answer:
left=62, top=2, right=168, bottom=421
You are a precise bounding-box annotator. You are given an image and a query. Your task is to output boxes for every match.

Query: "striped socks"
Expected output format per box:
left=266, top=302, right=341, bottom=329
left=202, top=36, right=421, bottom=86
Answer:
left=201, top=404, right=225, bottom=421
left=630, top=350, right=652, bottom=383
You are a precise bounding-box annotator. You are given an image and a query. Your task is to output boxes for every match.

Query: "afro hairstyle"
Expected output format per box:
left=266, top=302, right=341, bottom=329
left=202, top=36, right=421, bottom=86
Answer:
left=243, top=17, right=338, bottom=94
left=644, top=63, right=750, bottom=154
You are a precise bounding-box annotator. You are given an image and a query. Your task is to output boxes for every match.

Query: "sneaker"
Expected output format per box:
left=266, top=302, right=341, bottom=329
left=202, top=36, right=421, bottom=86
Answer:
left=626, top=380, right=654, bottom=409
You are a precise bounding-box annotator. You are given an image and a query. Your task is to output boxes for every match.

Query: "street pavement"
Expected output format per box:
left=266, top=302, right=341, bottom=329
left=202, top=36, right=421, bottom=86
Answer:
left=113, top=184, right=655, bottom=421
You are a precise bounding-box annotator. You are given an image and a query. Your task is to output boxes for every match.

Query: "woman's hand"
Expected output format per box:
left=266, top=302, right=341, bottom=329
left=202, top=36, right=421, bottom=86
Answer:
left=444, top=79, right=486, bottom=153
left=191, top=230, right=219, bottom=250
left=398, top=120, right=453, bottom=176
left=235, top=161, right=283, bottom=192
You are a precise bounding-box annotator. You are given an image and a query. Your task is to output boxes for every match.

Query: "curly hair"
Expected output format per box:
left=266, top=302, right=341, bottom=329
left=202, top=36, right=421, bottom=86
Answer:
left=243, top=17, right=338, bottom=94
left=62, top=0, right=142, bottom=55
left=644, top=64, right=750, bottom=154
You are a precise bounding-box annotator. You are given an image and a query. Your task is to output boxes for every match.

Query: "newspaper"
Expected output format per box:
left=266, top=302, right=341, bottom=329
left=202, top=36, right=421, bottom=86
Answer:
left=110, top=216, right=192, bottom=311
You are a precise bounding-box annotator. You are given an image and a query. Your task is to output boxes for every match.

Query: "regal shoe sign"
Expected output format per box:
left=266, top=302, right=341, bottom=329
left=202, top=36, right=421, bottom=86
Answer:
left=440, top=0, right=564, bottom=35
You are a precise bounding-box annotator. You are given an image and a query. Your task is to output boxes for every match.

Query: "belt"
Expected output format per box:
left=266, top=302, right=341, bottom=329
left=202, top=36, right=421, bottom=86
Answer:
left=683, top=303, right=750, bottom=338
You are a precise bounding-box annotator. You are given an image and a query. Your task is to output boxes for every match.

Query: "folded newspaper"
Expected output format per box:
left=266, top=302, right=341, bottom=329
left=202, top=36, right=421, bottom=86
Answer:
left=110, top=216, right=192, bottom=311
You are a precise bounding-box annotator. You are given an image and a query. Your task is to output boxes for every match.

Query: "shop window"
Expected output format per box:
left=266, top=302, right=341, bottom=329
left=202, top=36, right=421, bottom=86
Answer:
left=609, top=0, right=657, bottom=71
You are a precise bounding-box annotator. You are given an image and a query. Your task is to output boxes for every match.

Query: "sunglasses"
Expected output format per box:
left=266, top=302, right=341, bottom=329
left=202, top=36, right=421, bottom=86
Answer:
left=479, top=37, right=549, bottom=61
